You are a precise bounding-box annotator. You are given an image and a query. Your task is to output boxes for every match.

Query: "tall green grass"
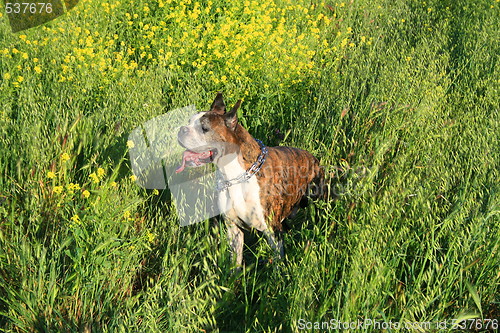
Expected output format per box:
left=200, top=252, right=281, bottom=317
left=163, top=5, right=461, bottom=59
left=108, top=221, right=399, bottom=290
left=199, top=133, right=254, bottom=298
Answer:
left=1, top=0, right=498, bottom=331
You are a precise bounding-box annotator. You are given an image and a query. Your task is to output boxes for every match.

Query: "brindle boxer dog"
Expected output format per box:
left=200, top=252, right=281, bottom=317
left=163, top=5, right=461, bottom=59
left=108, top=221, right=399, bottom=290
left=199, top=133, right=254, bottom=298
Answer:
left=177, top=93, right=324, bottom=267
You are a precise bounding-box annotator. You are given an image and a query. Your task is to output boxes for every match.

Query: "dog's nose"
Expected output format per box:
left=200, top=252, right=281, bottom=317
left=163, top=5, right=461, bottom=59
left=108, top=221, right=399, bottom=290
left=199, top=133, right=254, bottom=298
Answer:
left=179, top=126, right=189, bottom=135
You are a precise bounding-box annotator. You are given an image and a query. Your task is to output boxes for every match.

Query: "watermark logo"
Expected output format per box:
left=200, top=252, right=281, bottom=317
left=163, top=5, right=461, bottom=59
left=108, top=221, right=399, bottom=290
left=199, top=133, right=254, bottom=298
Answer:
left=296, top=318, right=498, bottom=331
left=3, top=0, right=78, bottom=32
left=128, top=106, right=222, bottom=227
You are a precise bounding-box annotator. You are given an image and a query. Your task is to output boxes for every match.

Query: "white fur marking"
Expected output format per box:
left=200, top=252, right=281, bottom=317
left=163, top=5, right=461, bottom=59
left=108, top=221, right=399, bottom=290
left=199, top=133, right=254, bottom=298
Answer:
left=217, top=155, right=267, bottom=231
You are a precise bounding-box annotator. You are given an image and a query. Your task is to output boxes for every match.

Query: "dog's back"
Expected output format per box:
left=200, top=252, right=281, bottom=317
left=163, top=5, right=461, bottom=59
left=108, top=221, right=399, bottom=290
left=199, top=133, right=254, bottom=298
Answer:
left=256, top=146, right=324, bottom=232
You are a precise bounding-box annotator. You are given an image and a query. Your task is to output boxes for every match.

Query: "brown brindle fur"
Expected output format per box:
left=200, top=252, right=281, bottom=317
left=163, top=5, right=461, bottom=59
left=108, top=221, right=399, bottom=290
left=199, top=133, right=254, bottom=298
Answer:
left=257, top=146, right=324, bottom=231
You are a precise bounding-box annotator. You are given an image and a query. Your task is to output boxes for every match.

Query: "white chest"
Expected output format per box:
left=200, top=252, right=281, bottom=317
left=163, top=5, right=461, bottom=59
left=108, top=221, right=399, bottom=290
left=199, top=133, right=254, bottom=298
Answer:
left=216, top=159, right=267, bottom=231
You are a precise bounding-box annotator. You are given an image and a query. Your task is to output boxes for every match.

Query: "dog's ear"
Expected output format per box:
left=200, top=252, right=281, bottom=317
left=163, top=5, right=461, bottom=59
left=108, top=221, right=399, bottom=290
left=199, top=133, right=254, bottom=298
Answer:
left=210, top=92, right=226, bottom=115
left=224, top=100, right=241, bottom=131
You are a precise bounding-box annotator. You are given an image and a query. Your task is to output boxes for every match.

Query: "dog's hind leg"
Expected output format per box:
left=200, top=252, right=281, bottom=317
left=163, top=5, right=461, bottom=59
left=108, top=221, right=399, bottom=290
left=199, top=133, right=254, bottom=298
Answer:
left=263, top=229, right=284, bottom=262
left=251, top=215, right=284, bottom=261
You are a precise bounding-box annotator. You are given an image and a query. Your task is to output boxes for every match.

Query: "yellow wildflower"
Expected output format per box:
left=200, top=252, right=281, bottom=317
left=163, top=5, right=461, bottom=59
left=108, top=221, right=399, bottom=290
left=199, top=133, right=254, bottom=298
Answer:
left=53, top=186, right=64, bottom=194
left=147, top=232, right=156, bottom=243
left=82, top=190, right=90, bottom=198
left=67, top=183, right=81, bottom=191
left=47, top=171, right=56, bottom=179
left=89, top=173, right=100, bottom=183
left=61, top=153, right=70, bottom=162
left=97, top=168, right=105, bottom=178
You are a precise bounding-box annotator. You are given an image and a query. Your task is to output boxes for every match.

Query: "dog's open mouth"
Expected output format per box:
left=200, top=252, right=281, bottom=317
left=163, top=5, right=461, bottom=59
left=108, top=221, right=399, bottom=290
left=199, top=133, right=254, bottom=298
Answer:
left=175, top=149, right=216, bottom=173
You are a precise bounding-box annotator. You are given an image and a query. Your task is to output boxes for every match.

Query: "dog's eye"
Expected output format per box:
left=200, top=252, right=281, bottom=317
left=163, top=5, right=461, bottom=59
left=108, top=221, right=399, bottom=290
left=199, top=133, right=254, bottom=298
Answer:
left=201, top=124, right=209, bottom=133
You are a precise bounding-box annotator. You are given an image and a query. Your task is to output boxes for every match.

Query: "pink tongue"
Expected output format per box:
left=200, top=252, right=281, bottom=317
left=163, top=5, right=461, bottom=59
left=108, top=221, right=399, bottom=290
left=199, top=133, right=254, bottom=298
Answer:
left=175, top=150, right=212, bottom=173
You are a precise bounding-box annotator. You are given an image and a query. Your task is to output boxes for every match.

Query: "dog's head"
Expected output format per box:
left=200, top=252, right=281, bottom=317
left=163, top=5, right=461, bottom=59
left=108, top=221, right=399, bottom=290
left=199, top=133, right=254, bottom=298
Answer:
left=176, top=93, right=241, bottom=173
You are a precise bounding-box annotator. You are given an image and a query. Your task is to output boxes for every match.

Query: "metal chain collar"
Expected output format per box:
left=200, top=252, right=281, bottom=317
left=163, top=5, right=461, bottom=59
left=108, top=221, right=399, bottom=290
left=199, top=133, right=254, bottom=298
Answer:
left=215, top=139, right=268, bottom=192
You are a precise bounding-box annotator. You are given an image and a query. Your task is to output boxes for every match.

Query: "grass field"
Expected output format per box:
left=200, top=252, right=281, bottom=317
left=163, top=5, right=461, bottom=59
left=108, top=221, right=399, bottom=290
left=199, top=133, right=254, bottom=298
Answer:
left=0, top=0, right=499, bottom=331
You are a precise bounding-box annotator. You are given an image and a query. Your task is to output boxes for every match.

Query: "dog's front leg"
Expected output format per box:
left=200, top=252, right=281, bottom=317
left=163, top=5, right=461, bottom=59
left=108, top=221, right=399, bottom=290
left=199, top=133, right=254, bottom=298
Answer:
left=225, top=220, right=244, bottom=268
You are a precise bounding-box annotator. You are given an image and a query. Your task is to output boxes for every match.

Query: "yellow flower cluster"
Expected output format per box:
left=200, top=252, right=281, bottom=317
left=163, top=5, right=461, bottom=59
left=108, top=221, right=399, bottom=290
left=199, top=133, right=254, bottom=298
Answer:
left=1, top=0, right=357, bottom=92
left=146, top=231, right=156, bottom=244
left=123, top=210, right=133, bottom=221
left=66, top=182, right=81, bottom=193
left=69, top=214, right=84, bottom=229
left=52, top=183, right=84, bottom=195
left=53, top=186, right=64, bottom=194
left=149, top=0, right=335, bottom=89
left=89, top=168, right=106, bottom=183
left=43, top=156, right=132, bottom=228
left=47, top=154, right=108, bottom=200
left=61, top=153, right=71, bottom=162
